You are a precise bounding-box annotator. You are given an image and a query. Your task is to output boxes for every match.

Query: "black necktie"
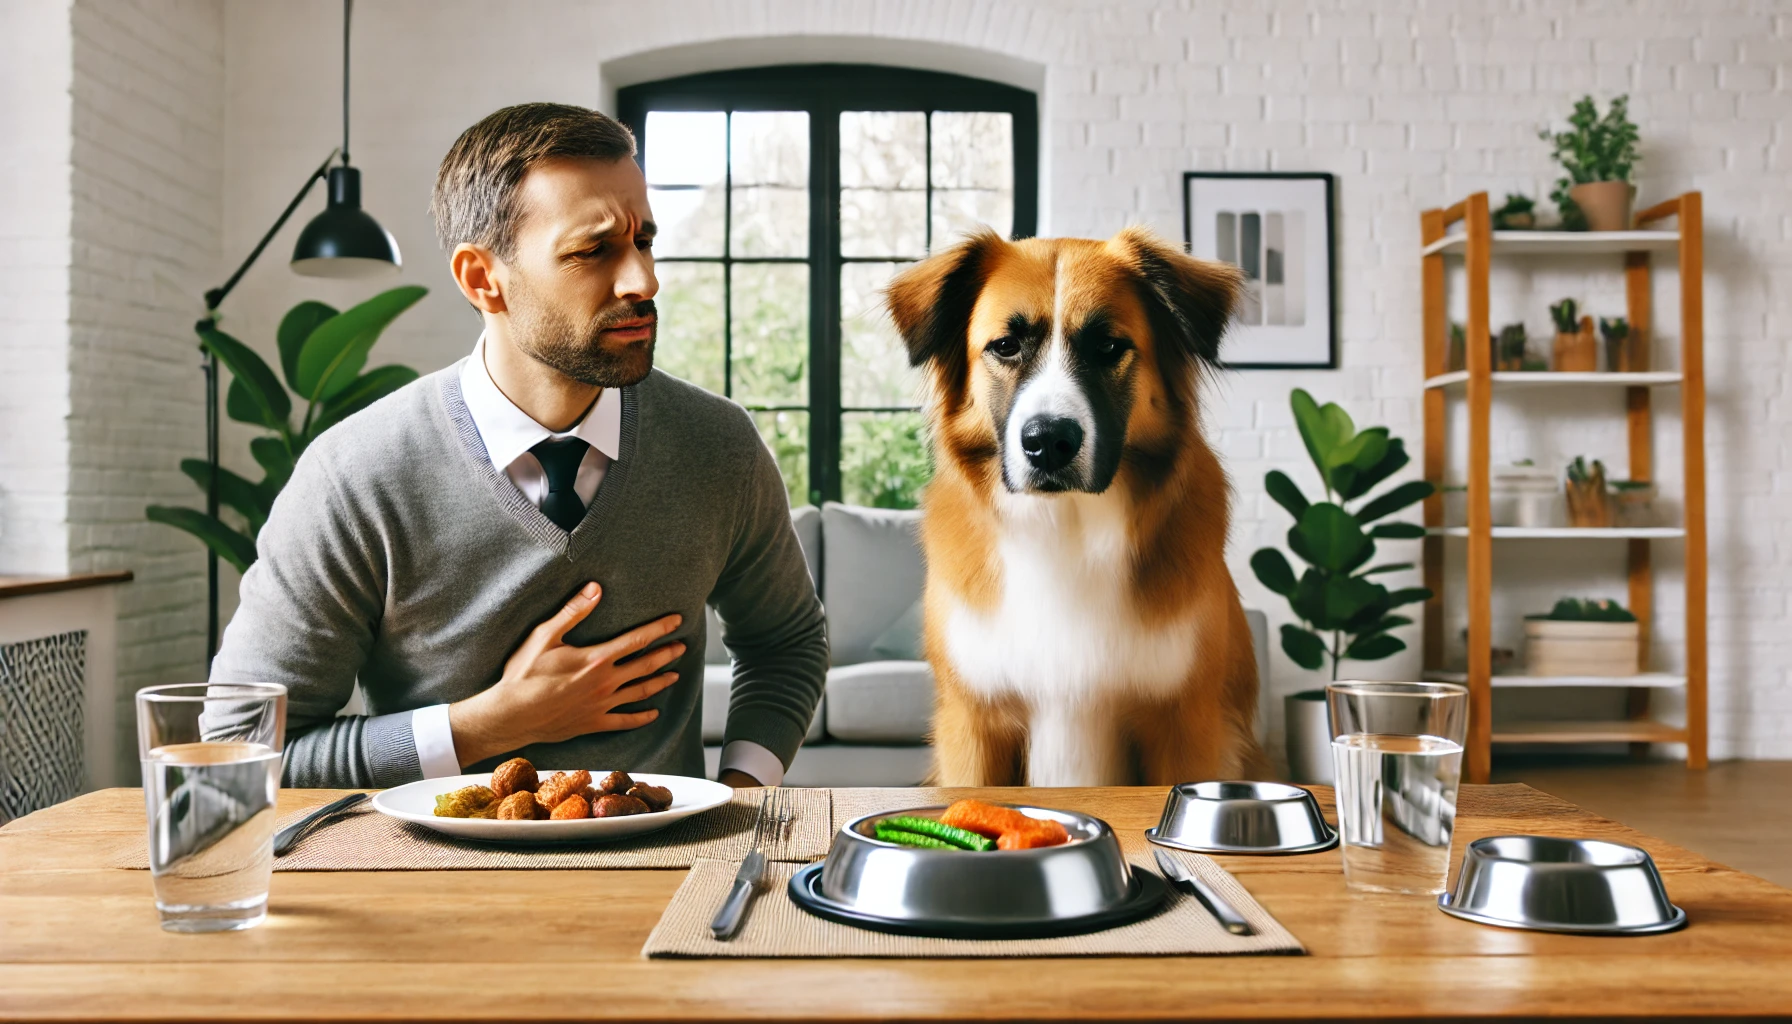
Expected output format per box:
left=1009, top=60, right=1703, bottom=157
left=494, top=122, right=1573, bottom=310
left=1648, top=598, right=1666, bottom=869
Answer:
left=530, top=436, right=590, bottom=531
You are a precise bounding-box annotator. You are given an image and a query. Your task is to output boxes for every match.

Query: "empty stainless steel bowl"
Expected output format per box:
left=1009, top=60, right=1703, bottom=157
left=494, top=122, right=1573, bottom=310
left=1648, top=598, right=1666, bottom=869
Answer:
left=788, top=804, right=1167, bottom=938
left=1438, top=835, right=1687, bottom=935
left=1146, top=781, right=1339, bottom=855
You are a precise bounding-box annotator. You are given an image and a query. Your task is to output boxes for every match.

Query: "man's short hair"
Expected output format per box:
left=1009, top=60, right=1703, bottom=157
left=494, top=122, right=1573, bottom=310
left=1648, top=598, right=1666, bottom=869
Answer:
left=431, top=102, right=636, bottom=259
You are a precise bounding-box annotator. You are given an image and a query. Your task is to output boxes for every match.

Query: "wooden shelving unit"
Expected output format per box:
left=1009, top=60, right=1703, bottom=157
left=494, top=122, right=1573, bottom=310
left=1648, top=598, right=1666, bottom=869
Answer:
left=1419, top=191, right=1707, bottom=784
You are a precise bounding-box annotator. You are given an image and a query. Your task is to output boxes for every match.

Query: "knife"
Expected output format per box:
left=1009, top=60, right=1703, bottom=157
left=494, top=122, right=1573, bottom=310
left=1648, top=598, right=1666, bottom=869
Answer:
left=710, top=788, right=781, bottom=940
left=1153, top=847, right=1255, bottom=936
left=273, top=792, right=367, bottom=856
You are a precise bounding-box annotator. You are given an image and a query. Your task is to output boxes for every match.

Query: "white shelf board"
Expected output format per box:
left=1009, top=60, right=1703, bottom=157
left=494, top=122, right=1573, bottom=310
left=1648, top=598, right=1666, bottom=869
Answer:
left=1424, top=370, right=1683, bottom=390
left=1421, top=229, right=1680, bottom=258
left=1426, top=526, right=1685, bottom=539
left=1425, top=670, right=1685, bottom=689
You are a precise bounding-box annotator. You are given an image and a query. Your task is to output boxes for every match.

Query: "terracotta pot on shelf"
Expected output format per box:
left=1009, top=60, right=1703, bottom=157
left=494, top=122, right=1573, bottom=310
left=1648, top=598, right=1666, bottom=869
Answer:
left=1553, top=315, right=1598, bottom=372
left=1569, top=180, right=1635, bottom=232
left=1565, top=480, right=1613, bottom=527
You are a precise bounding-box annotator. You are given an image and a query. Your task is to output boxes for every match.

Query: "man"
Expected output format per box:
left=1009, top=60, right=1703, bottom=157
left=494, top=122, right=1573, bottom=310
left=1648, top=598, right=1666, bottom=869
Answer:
left=211, top=103, right=827, bottom=789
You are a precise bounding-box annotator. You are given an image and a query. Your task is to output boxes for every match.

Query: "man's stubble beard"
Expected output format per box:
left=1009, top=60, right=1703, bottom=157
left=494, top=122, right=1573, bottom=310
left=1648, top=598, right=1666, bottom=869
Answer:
left=506, top=270, right=656, bottom=388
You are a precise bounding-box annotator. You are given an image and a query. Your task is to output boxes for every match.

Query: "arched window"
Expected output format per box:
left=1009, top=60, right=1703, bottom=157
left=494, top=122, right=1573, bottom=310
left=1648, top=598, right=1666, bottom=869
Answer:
left=618, top=64, right=1039, bottom=507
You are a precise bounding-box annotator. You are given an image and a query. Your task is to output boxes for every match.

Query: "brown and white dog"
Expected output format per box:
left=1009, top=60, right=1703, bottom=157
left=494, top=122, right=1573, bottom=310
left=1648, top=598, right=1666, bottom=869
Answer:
left=887, top=226, right=1268, bottom=787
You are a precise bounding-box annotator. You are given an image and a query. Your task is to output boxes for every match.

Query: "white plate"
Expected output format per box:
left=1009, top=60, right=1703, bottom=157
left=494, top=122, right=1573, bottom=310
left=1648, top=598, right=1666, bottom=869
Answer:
left=372, top=771, right=733, bottom=844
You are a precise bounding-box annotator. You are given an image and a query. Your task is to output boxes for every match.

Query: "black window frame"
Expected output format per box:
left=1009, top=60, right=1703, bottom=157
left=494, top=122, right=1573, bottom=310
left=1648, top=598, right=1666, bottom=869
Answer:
left=618, top=64, right=1039, bottom=503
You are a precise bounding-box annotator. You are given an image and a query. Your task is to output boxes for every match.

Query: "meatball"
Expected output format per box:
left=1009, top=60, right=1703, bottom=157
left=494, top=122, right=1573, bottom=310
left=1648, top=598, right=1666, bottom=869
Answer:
left=549, top=794, right=591, bottom=820
left=626, top=782, right=674, bottom=812
left=489, top=758, right=539, bottom=799
left=494, top=791, right=542, bottom=821
left=432, top=785, right=498, bottom=819
left=597, top=771, right=635, bottom=796
left=536, top=769, right=592, bottom=809
left=592, top=793, right=651, bottom=818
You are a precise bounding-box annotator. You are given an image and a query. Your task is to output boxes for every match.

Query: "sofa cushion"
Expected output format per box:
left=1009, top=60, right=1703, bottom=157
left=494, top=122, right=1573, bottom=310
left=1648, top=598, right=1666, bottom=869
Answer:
left=870, top=598, right=923, bottom=661
left=707, top=504, right=822, bottom=664
left=823, top=660, right=934, bottom=743
left=820, top=502, right=924, bottom=664
left=702, top=662, right=825, bottom=745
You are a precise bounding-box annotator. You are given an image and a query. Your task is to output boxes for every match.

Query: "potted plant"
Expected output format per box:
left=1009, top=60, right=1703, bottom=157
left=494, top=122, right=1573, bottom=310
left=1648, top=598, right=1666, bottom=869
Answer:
left=1609, top=479, right=1657, bottom=527
left=1540, top=94, right=1641, bottom=231
left=146, top=287, right=426, bottom=571
left=1283, top=689, right=1333, bottom=785
left=1492, top=193, right=1536, bottom=230
left=1599, top=316, right=1635, bottom=372
left=1524, top=597, right=1641, bottom=677
left=1549, top=298, right=1597, bottom=371
left=1447, top=321, right=1467, bottom=372
left=1250, top=390, right=1433, bottom=683
left=1495, top=322, right=1538, bottom=371
left=1564, top=456, right=1613, bottom=528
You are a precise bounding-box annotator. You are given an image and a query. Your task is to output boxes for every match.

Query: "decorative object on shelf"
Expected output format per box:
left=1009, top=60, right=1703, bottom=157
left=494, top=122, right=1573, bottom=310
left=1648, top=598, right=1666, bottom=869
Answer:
left=1495, top=322, right=1533, bottom=371
left=1455, top=628, right=1517, bottom=676
left=172, top=0, right=405, bottom=659
left=1549, top=298, right=1598, bottom=371
left=1182, top=172, right=1336, bottom=368
left=1609, top=480, right=1657, bottom=527
left=1491, top=461, right=1561, bottom=528
left=1491, top=193, right=1536, bottom=230
left=1524, top=598, right=1641, bottom=677
left=1250, top=390, right=1433, bottom=679
left=1447, top=321, right=1467, bottom=373
left=1599, top=316, right=1635, bottom=372
left=1282, top=690, right=1334, bottom=785
left=1563, top=456, right=1613, bottom=527
left=148, top=288, right=425, bottom=576
left=1540, top=94, right=1640, bottom=232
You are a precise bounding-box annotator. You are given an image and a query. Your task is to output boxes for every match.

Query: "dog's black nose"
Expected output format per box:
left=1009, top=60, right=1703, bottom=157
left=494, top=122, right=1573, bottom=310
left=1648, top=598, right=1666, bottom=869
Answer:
left=1020, top=415, right=1084, bottom=473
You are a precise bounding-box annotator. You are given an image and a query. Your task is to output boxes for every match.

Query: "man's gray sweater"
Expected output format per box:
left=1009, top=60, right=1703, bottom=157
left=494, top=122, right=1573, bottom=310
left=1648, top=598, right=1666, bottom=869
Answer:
left=211, top=362, right=828, bottom=788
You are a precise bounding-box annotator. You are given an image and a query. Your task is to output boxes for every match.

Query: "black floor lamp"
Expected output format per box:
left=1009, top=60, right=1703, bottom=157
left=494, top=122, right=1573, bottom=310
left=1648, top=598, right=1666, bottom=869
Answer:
left=196, top=0, right=399, bottom=659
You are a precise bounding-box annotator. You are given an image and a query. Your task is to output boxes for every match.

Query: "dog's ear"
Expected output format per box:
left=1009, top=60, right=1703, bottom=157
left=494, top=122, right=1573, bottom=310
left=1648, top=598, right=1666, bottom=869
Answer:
left=885, top=229, right=1002, bottom=404
left=1111, top=225, right=1241, bottom=372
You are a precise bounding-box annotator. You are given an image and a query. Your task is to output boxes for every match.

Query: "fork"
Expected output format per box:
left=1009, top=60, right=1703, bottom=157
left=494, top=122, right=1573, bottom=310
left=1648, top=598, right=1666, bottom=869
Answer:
left=710, top=787, right=784, bottom=940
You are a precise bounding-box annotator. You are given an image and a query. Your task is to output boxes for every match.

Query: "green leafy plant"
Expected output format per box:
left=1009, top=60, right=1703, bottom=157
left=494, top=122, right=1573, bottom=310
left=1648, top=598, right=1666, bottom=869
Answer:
left=1492, top=193, right=1536, bottom=229
left=1497, top=322, right=1528, bottom=368
left=1566, top=455, right=1606, bottom=485
left=1251, top=390, right=1435, bottom=679
left=1549, top=298, right=1580, bottom=334
left=1540, top=94, right=1640, bottom=230
left=1528, top=597, right=1637, bottom=623
left=1598, top=317, right=1628, bottom=342
left=147, top=286, right=427, bottom=571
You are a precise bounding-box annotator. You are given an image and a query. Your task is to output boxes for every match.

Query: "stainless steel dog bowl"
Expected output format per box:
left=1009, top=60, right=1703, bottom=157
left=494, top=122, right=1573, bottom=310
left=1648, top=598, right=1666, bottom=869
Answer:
left=1438, top=835, right=1687, bottom=935
left=788, top=804, right=1167, bottom=938
left=1145, top=781, right=1339, bottom=855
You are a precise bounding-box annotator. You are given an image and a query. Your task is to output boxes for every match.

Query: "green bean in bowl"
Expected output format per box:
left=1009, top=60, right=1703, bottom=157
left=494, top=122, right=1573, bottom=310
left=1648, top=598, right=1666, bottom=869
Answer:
left=872, top=815, right=997, bottom=851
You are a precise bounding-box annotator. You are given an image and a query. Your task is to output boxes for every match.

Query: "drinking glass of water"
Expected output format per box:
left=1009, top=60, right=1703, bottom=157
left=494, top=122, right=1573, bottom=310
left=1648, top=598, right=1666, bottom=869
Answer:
left=136, top=682, right=286, bottom=932
left=1326, top=681, right=1469, bottom=895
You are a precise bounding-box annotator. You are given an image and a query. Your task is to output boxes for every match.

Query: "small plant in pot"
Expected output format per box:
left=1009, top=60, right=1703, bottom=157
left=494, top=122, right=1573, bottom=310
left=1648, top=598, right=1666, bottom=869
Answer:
left=1492, top=192, right=1536, bottom=230
left=1524, top=598, right=1640, bottom=677
left=1549, top=298, right=1597, bottom=371
left=1599, top=316, right=1634, bottom=372
left=1564, top=456, right=1613, bottom=528
left=1540, top=94, right=1641, bottom=231
left=1495, top=322, right=1528, bottom=371
left=1609, top=478, right=1656, bottom=527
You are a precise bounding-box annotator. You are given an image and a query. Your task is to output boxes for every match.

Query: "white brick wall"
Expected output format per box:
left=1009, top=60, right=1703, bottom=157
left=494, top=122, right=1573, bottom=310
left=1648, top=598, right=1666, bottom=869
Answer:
left=202, top=0, right=1792, bottom=758
left=68, top=0, right=222, bottom=776
left=0, top=0, right=74, bottom=576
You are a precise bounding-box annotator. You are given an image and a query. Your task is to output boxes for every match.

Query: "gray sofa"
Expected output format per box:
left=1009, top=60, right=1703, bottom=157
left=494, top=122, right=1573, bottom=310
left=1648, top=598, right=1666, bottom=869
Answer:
left=702, top=503, right=1271, bottom=787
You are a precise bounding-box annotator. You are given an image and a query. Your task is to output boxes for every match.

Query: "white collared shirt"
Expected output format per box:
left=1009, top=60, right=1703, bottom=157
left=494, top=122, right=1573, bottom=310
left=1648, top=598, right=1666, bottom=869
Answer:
left=410, top=336, right=784, bottom=787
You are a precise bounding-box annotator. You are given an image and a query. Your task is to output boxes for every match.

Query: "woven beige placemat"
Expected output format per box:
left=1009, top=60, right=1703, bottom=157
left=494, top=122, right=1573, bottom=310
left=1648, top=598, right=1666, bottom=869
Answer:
left=110, top=788, right=830, bottom=871
left=642, top=850, right=1304, bottom=958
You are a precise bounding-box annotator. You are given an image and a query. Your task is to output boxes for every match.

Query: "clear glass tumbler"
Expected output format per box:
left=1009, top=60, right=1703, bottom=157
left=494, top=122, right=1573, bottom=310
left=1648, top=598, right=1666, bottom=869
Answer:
left=137, top=682, right=286, bottom=932
left=1327, top=681, right=1469, bottom=894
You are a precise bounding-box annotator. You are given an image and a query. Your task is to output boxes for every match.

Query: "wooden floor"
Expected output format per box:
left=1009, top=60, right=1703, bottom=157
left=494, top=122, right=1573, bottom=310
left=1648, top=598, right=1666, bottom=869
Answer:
left=1494, top=757, right=1792, bottom=888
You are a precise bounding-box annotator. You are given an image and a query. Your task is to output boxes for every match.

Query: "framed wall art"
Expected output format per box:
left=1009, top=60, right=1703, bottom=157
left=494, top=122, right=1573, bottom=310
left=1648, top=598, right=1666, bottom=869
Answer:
left=1182, top=171, right=1336, bottom=369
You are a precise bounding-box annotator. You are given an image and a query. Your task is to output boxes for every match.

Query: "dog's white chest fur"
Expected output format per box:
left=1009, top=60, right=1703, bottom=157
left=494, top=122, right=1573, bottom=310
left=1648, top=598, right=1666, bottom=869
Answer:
left=941, top=493, right=1198, bottom=785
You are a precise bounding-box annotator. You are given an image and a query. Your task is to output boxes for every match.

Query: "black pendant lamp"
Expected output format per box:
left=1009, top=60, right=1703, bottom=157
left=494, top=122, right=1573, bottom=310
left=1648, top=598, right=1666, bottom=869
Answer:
left=292, top=0, right=400, bottom=277
left=194, top=0, right=398, bottom=659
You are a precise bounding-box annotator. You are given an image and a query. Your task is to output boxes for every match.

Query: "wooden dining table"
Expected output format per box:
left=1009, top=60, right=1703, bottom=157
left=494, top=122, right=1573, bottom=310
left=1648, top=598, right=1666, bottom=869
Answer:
left=3, top=782, right=1791, bottom=1022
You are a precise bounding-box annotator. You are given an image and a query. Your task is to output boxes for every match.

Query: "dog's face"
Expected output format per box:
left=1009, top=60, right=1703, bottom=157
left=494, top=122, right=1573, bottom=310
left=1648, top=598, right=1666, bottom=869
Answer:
left=888, top=227, right=1239, bottom=496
